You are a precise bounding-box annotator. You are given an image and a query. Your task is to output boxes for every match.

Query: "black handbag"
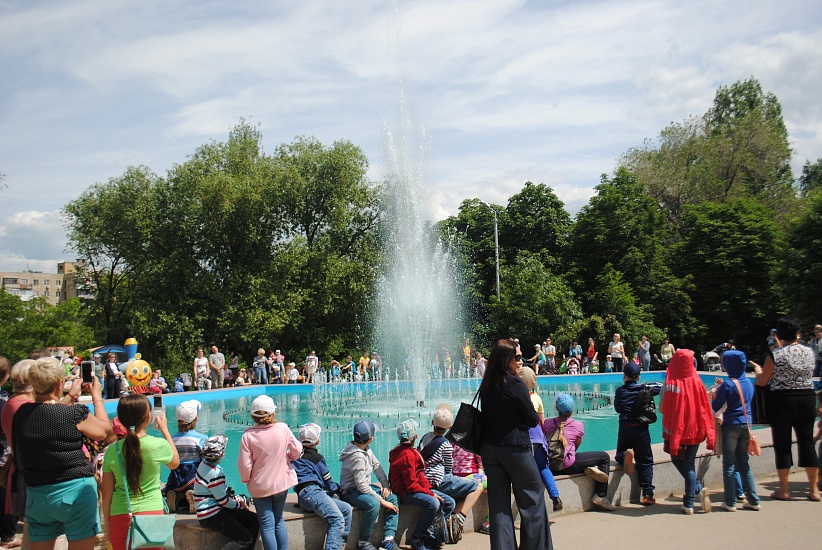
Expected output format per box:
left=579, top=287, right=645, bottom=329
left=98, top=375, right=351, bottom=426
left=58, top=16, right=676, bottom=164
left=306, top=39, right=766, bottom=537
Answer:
left=445, top=388, right=486, bottom=455
left=751, top=384, right=770, bottom=425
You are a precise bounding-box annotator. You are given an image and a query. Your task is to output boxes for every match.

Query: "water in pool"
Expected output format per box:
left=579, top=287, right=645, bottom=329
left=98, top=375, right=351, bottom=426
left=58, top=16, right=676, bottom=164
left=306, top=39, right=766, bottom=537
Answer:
left=106, top=372, right=679, bottom=494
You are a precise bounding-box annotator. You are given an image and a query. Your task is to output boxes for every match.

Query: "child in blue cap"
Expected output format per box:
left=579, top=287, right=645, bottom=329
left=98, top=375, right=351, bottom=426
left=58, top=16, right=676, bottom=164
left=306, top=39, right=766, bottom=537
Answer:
left=339, top=419, right=399, bottom=550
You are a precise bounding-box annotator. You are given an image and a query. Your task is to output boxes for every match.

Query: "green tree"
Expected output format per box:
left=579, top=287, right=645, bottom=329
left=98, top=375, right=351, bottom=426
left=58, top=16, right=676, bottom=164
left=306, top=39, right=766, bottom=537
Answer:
left=799, top=158, right=822, bottom=197
left=568, top=169, right=693, bottom=339
left=501, top=181, right=571, bottom=264
left=780, top=192, right=822, bottom=322
left=621, top=77, right=796, bottom=223
left=670, top=198, right=784, bottom=348
left=487, top=252, right=583, bottom=348
left=62, top=166, right=160, bottom=344
left=0, top=294, right=95, bottom=363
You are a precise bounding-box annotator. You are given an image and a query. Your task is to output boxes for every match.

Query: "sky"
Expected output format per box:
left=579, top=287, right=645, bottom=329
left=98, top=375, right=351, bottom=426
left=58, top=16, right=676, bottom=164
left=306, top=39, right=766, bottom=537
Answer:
left=1, top=0, right=820, bottom=273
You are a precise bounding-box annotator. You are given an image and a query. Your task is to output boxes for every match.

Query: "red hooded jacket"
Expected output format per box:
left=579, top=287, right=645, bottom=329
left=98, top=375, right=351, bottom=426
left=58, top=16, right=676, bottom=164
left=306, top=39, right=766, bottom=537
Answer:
left=388, top=444, right=434, bottom=499
left=661, top=349, right=716, bottom=455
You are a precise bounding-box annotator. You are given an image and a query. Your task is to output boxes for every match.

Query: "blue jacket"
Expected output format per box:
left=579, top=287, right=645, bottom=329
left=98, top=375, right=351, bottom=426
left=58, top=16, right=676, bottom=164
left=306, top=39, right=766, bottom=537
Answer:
left=614, top=381, right=660, bottom=425
left=292, top=447, right=340, bottom=496
left=711, top=350, right=752, bottom=426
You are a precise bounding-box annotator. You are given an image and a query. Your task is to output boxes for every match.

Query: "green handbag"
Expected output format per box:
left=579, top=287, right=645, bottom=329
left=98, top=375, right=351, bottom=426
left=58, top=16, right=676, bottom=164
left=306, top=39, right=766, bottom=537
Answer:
left=116, top=442, right=176, bottom=549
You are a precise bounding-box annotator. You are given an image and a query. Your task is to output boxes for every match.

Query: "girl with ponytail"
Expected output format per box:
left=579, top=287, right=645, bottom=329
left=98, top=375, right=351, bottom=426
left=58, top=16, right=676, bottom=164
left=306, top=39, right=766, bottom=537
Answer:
left=102, top=394, right=180, bottom=549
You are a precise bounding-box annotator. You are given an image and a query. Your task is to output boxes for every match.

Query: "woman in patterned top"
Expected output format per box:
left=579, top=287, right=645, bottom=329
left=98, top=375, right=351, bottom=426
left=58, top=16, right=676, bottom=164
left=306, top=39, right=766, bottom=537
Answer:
left=13, top=357, right=111, bottom=550
left=752, top=316, right=820, bottom=501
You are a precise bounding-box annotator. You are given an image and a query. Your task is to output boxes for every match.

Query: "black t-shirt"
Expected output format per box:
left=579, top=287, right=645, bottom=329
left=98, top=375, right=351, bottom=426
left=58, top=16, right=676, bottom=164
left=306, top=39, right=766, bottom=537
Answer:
left=13, top=402, right=94, bottom=486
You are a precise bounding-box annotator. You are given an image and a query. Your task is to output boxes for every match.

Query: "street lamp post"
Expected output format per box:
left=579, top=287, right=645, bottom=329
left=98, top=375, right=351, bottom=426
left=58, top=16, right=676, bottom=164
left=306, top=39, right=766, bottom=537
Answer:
left=479, top=201, right=500, bottom=301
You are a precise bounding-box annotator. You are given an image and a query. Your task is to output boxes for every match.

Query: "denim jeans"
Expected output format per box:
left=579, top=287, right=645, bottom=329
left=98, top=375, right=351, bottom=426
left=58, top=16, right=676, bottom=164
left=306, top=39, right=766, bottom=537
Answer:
left=255, top=491, right=288, bottom=550
left=200, top=507, right=260, bottom=550
left=341, top=485, right=398, bottom=542
left=400, top=492, right=440, bottom=540
left=298, top=485, right=352, bottom=550
left=670, top=444, right=703, bottom=508
left=436, top=473, right=480, bottom=500
left=532, top=446, right=560, bottom=498
left=721, top=424, right=759, bottom=506
left=254, top=367, right=268, bottom=384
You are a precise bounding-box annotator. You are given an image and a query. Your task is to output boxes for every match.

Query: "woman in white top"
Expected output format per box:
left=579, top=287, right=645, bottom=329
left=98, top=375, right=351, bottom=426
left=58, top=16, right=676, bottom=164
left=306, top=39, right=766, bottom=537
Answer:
left=607, top=334, right=625, bottom=372
left=193, top=349, right=212, bottom=390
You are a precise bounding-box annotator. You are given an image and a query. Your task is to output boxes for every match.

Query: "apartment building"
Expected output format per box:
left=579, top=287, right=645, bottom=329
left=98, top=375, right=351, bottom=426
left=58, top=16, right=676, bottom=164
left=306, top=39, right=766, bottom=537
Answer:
left=1, top=260, right=92, bottom=306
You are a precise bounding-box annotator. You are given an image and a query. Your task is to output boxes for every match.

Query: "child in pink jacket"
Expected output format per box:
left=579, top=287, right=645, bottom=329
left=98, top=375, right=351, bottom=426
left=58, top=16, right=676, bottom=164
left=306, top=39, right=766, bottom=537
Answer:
left=238, top=395, right=302, bottom=550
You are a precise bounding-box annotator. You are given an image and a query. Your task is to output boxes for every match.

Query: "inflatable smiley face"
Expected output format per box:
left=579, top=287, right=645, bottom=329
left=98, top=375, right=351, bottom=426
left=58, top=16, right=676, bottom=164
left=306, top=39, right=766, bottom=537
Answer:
left=126, top=356, right=152, bottom=387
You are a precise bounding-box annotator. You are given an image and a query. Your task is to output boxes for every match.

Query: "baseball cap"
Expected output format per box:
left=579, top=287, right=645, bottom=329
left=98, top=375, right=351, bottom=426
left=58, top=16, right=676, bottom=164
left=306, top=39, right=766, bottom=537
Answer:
left=555, top=393, right=575, bottom=414
left=518, top=366, right=537, bottom=389
left=353, top=419, right=378, bottom=443
left=201, top=434, right=228, bottom=461
left=251, top=395, right=277, bottom=417
left=622, top=363, right=641, bottom=377
left=397, top=419, right=418, bottom=442
left=433, top=407, right=454, bottom=429
left=176, top=400, right=202, bottom=423
left=298, top=423, right=322, bottom=445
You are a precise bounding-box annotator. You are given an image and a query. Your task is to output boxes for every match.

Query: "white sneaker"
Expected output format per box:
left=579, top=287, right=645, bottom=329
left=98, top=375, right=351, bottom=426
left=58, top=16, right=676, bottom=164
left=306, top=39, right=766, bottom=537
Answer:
left=719, top=502, right=736, bottom=512
left=585, top=466, right=609, bottom=484
left=699, top=488, right=711, bottom=512
left=680, top=505, right=694, bottom=515
left=742, top=501, right=761, bottom=511
left=591, top=495, right=615, bottom=511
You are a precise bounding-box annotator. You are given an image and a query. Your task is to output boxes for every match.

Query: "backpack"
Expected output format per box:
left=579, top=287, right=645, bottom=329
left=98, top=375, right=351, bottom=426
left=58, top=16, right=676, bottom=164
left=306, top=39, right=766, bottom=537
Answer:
left=634, top=384, right=657, bottom=424
left=547, top=418, right=567, bottom=471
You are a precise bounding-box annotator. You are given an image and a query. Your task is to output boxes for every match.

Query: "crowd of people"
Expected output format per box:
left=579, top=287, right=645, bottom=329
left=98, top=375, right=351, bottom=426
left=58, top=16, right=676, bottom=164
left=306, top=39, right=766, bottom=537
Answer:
left=0, top=315, right=820, bottom=549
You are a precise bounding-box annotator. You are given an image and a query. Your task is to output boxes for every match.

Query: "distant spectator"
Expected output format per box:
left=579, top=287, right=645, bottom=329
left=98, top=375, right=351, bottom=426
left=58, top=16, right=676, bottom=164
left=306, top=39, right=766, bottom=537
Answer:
left=149, top=369, right=170, bottom=394
left=608, top=334, right=626, bottom=372
left=194, top=349, right=212, bottom=391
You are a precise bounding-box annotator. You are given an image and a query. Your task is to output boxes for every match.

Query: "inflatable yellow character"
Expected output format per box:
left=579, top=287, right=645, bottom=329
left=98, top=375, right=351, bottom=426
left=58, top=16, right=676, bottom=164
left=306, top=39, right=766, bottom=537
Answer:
left=125, top=353, right=152, bottom=387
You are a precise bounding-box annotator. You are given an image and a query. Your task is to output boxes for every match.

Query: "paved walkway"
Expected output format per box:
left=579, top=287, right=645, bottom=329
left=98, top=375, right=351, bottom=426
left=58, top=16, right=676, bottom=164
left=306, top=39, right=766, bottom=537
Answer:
left=455, top=472, right=821, bottom=549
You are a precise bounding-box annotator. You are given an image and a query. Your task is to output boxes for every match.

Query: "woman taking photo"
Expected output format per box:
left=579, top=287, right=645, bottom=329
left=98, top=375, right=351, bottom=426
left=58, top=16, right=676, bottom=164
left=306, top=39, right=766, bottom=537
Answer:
left=238, top=395, right=302, bottom=550
left=479, top=339, right=552, bottom=550
left=752, top=316, right=819, bottom=501
left=102, top=394, right=180, bottom=550
left=14, top=357, right=111, bottom=550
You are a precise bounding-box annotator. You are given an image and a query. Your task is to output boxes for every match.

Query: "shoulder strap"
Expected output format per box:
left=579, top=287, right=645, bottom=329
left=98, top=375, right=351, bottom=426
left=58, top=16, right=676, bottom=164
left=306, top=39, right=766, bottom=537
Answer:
left=115, top=441, right=133, bottom=514
left=731, top=379, right=753, bottom=434
left=420, top=436, right=448, bottom=460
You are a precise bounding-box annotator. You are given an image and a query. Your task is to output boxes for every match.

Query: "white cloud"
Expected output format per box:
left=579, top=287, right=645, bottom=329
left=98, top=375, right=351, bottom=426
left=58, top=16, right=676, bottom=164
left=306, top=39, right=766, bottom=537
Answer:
left=1, top=0, right=820, bottom=269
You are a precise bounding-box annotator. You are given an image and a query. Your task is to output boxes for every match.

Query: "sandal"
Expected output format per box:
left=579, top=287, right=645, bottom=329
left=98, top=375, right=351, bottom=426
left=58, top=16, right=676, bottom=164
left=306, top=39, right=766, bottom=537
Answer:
left=770, top=491, right=790, bottom=501
left=807, top=493, right=821, bottom=502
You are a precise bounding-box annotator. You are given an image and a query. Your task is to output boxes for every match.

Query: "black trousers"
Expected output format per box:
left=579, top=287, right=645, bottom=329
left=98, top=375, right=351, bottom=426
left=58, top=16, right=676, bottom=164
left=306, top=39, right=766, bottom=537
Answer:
left=481, top=443, right=553, bottom=550
left=200, top=507, right=260, bottom=550
left=769, top=389, right=817, bottom=469
left=552, top=451, right=611, bottom=497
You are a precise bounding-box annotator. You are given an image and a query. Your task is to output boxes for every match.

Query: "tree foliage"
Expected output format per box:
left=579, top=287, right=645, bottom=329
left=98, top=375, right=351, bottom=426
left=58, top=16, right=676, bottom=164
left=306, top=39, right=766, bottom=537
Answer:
left=0, top=294, right=95, bottom=363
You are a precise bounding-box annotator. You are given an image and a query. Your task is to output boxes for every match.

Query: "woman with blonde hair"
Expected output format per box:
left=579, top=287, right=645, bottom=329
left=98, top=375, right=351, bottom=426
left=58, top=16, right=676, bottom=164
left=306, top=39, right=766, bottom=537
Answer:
left=13, top=357, right=110, bottom=549
left=608, top=334, right=626, bottom=372
left=102, top=393, right=180, bottom=550
left=238, top=396, right=302, bottom=550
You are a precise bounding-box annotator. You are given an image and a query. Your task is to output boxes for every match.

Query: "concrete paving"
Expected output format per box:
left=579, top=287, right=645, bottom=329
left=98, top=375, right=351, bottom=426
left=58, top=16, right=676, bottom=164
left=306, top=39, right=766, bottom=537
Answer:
left=455, top=471, right=822, bottom=550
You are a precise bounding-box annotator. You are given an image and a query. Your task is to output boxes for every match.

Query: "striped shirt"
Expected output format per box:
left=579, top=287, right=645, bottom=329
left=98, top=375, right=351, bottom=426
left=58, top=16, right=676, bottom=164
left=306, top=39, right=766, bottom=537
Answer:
left=418, top=432, right=453, bottom=488
left=194, top=461, right=239, bottom=520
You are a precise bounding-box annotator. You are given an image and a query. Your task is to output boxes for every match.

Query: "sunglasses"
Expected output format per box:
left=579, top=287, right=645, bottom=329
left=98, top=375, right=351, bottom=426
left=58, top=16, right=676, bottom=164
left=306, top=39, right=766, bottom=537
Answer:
left=515, top=355, right=523, bottom=361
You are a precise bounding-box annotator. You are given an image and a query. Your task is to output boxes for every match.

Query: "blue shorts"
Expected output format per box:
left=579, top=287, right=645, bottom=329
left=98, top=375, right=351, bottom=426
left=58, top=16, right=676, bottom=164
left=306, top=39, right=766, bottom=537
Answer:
left=26, top=476, right=100, bottom=542
left=436, top=473, right=480, bottom=499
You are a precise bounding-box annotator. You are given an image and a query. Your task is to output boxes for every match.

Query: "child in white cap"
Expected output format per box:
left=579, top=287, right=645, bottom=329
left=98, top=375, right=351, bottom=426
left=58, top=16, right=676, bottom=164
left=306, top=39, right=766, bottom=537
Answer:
left=238, top=396, right=302, bottom=550
left=165, top=400, right=206, bottom=513
left=194, top=434, right=259, bottom=549
left=292, top=423, right=352, bottom=550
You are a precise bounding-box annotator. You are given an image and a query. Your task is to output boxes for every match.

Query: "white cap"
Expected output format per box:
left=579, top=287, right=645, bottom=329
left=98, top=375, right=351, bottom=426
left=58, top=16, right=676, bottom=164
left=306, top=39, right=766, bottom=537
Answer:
left=298, top=423, right=322, bottom=445
left=251, top=395, right=277, bottom=417
left=433, top=407, right=454, bottom=429
left=176, top=400, right=202, bottom=423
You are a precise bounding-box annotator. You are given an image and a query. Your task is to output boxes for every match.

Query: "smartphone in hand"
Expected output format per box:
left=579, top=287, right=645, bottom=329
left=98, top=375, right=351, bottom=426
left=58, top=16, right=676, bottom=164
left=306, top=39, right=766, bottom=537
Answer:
left=81, top=361, right=95, bottom=384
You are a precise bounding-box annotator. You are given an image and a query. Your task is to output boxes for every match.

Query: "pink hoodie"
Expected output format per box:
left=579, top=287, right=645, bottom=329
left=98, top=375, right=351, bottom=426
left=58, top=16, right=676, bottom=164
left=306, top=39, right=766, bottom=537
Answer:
left=238, top=422, right=302, bottom=498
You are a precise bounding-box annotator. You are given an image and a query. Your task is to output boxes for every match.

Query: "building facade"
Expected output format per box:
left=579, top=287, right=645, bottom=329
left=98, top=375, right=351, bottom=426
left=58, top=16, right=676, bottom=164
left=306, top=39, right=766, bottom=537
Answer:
left=1, top=260, right=91, bottom=306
